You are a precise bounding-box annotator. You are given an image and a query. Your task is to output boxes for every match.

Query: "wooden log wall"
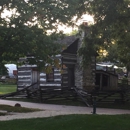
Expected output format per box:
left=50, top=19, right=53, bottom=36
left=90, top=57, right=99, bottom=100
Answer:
left=17, top=52, right=77, bottom=91
left=40, top=69, right=62, bottom=90
left=40, top=53, right=77, bottom=89
left=40, top=54, right=62, bottom=90
left=62, top=53, right=77, bottom=65
left=61, top=68, right=68, bottom=88
left=17, top=65, right=38, bottom=91
left=61, top=53, right=77, bottom=88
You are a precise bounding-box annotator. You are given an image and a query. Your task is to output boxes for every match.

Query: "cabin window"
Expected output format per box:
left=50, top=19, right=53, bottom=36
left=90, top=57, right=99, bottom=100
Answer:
left=46, top=69, right=54, bottom=82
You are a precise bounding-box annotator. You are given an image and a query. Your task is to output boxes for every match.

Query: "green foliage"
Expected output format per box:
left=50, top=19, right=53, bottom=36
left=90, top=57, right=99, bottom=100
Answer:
left=93, top=0, right=129, bottom=63
left=0, top=63, right=8, bottom=75
left=78, top=23, right=100, bottom=67
left=121, top=77, right=128, bottom=84
left=0, top=0, right=86, bottom=70
left=1, top=0, right=129, bottom=70
left=97, top=43, right=119, bottom=63
left=79, top=0, right=130, bottom=68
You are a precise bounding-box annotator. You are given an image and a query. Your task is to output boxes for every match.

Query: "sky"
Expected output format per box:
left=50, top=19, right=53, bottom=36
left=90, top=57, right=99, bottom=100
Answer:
left=5, top=64, right=17, bottom=74
left=58, top=14, right=94, bottom=33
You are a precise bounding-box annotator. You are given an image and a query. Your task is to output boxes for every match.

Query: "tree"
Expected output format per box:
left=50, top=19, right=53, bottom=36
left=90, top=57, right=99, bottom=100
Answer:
left=0, top=0, right=86, bottom=71
left=96, top=43, right=118, bottom=63
left=0, top=63, right=8, bottom=75
left=2, top=0, right=129, bottom=72
left=79, top=0, right=130, bottom=69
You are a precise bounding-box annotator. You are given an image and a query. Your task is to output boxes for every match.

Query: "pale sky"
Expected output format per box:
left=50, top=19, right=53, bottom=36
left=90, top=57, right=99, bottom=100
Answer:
left=58, top=14, right=94, bottom=33
left=5, top=64, right=17, bottom=74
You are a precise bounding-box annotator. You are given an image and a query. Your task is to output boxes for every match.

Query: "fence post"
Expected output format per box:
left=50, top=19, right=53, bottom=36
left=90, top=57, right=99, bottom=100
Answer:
left=93, top=96, right=97, bottom=114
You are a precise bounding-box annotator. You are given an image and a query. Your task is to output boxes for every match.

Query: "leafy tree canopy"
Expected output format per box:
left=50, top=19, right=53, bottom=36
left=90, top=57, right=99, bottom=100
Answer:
left=1, top=0, right=130, bottom=73
left=79, top=0, right=130, bottom=69
left=0, top=0, right=85, bottom=72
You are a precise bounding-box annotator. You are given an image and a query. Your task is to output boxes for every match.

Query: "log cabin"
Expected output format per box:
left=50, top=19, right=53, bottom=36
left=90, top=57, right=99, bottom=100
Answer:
left=17, top=38, right=118, bottom=92
left=17, top=22, right=119, bottom=99
left=17, top=34, right=97, bottom=90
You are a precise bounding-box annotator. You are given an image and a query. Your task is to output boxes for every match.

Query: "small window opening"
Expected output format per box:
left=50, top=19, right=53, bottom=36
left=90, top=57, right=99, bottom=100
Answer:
left=46, top=69, right=54, bottom=82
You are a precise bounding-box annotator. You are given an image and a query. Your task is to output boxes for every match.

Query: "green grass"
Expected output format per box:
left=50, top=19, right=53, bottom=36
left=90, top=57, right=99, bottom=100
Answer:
left=0, top=114, right=130, bottom=130
left=0, top=83, right=16, bottom=94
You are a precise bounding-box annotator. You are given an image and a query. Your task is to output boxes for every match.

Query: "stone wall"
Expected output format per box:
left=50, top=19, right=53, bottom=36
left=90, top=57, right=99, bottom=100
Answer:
left=75, top=55, right=96, bottom=91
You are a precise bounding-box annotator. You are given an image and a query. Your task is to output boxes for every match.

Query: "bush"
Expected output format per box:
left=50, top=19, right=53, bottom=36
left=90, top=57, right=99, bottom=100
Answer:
left=121, top=77, right=128, bottom=84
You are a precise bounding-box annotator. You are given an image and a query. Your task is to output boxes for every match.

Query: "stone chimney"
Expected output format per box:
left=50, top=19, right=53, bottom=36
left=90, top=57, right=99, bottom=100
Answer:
left=74, top=22, right=96, bottom=92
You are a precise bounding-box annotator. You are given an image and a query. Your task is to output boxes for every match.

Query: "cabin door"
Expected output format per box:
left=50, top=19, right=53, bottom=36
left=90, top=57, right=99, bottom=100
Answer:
left=68, top=67, right=75, bottom=88
left=95, top=73, right=109, bottom=90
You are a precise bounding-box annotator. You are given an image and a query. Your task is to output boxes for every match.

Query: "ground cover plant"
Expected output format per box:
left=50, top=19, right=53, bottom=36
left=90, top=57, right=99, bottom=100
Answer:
left=0, top=104, right=41, bottom=113
left=0, top=104, right=42, bottom=116
left=0, top=112, right=6, bottom=116
left=0, top=114, right=130, bottom=130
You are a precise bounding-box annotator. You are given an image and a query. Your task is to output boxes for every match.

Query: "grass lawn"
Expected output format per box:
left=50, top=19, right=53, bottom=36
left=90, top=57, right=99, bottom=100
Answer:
left=0, top=83, right=16, bottom=94
left=0, top=114, right=130, bottom=130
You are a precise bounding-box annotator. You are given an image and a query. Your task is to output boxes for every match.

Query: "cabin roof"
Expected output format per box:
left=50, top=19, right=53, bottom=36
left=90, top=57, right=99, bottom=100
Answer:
left=58, top=35, right=78, bottom=46
left=57, top=35, right=79, bottom=54
left=62, top=38, right=79, bottom=54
